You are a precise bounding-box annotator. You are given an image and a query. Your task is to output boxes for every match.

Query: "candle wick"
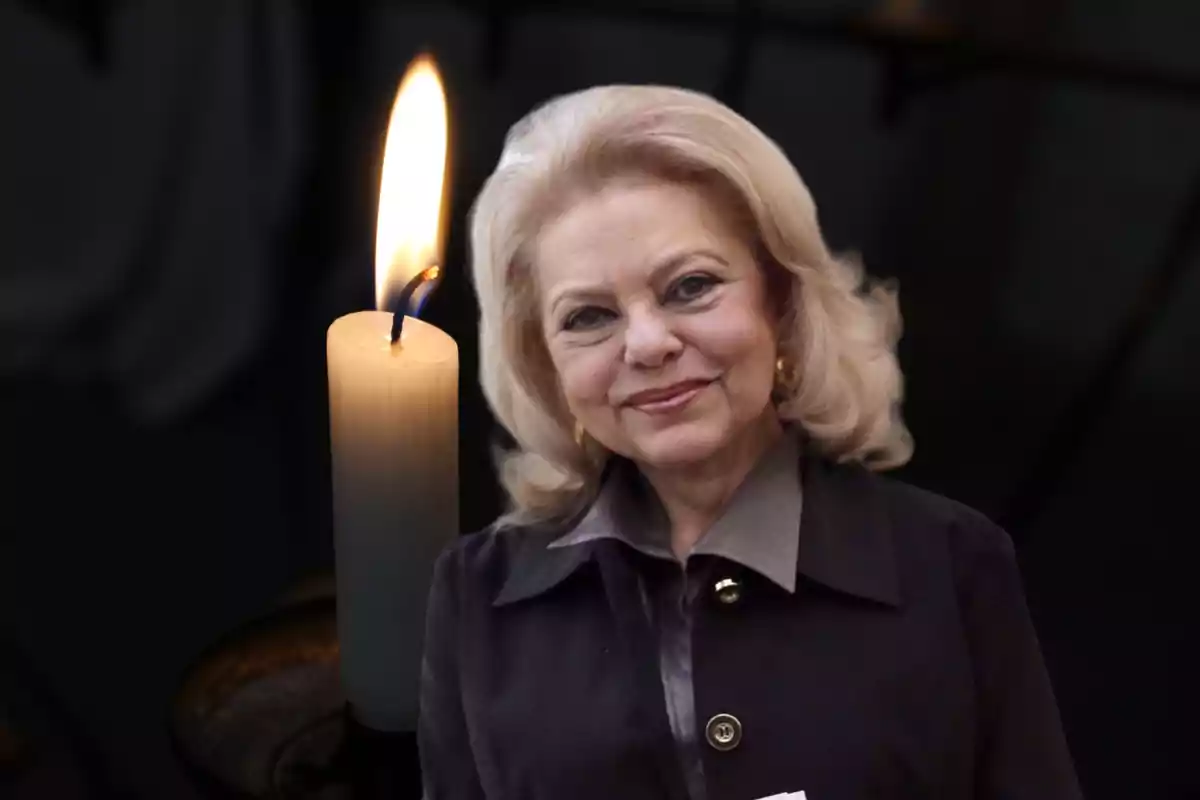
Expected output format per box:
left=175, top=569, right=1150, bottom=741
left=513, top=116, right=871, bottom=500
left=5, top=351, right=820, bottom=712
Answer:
left=390, top=308, right=407, bottom=344
left=387, top=266, right=441, bottom=344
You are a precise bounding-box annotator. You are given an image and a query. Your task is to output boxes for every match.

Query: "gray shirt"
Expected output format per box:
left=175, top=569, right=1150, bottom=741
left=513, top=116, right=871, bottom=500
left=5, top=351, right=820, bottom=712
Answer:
left=549, top=430, right=804, bottom=800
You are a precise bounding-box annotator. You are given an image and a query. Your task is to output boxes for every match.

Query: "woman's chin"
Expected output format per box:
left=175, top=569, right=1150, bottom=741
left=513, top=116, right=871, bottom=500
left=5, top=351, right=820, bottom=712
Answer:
left=627, top=418, right=732, bottom=471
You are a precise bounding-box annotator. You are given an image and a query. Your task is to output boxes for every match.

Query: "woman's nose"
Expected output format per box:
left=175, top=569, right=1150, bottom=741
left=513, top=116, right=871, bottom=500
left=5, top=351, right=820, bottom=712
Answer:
left=622, top=308, right=682, bottom=368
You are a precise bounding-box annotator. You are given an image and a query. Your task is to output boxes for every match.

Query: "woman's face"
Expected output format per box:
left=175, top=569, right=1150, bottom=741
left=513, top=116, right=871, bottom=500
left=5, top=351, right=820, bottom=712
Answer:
left=534, top=177, right=780, bottom=471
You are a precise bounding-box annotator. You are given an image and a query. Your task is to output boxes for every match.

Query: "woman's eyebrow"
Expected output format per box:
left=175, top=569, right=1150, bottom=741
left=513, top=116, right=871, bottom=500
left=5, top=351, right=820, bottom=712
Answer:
left=547, top=283, right=609, bottom=317
left=545, top=249, right=731, bottom=316
left=649, top=249, right=730, bottom=281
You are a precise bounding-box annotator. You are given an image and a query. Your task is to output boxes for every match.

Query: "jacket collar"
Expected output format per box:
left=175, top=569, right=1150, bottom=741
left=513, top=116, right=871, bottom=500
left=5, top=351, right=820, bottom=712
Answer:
left=490, top=519, right=596, bottom=607
left=794, top=455, right=901, bottom=607
left=492, top=445, right=902, bottom=608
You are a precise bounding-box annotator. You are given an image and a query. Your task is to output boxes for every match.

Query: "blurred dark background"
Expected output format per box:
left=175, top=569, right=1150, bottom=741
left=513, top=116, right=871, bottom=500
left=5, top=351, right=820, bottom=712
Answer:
left=2, top=0, right=1197, bottom=798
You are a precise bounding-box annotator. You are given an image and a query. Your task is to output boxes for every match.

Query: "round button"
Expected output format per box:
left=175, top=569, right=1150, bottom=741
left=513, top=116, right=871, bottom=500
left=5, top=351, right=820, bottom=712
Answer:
left=713, top=577, right=742, bottom=605
left=705, top=713, right=743, bottom=751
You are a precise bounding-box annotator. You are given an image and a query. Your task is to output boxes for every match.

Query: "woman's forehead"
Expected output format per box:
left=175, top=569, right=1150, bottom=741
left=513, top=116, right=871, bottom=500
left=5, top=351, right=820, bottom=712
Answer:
left=532, top=181, right=749, bottom=283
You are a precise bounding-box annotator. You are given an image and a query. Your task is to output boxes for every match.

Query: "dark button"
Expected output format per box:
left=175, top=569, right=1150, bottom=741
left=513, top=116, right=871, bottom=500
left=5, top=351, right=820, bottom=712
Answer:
left=705, top=713, right=743, bottom=751
left=713, top=577, right=742, bottom=605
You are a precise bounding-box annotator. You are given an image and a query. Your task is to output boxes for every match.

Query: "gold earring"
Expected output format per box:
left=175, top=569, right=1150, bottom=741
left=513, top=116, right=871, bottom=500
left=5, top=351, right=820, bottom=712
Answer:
left=573, top=421, right=586, bottom=447
left=774, top=356, right=795, bottom=398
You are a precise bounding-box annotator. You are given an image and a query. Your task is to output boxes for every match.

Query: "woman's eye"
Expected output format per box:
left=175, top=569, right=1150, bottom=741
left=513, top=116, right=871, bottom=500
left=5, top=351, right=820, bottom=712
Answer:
left=667, top=273, right=720, bottom=304
left=562, top=306, right=614, bottom=331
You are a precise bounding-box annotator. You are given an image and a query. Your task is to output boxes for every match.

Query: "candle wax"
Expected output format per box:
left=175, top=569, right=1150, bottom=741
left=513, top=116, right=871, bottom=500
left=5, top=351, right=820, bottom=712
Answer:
left=327, top=310, right=458, bottom=731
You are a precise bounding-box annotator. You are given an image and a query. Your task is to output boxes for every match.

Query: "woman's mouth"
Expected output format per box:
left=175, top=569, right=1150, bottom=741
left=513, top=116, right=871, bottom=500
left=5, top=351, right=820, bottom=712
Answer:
left=625, top=379, right=713, bottom=414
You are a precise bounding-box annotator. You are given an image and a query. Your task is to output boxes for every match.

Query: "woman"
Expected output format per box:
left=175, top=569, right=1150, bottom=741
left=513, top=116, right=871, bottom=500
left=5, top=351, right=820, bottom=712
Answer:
left=419, top=85, right=1082, bottom=800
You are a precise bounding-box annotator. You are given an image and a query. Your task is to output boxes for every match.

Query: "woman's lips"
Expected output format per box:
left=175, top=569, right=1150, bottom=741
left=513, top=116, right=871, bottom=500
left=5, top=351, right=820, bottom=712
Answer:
left=626, top=379, right=713, bottom=414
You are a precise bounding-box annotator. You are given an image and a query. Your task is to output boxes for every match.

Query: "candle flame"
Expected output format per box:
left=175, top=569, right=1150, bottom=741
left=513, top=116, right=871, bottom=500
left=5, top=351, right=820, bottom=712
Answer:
left=375, top=53, right=449, bottom=313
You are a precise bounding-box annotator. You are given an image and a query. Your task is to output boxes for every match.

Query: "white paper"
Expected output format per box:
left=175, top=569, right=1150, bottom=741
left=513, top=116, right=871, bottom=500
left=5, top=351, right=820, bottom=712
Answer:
left=754, top=793, right=807, bottom=800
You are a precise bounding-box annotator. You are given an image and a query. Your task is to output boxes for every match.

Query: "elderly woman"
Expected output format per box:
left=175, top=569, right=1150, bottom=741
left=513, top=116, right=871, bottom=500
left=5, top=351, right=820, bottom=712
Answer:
left=418, top=85, right=1081, bottom=800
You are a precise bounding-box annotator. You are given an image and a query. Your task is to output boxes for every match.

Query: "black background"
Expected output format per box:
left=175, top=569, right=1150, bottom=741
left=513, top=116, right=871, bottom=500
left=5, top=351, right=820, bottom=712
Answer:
left=2, top=1, right=1197, bottom=798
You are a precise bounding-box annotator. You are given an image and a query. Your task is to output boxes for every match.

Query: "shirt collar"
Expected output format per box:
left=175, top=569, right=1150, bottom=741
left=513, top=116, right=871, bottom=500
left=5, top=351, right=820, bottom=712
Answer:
left=690, top=431, right=803, bottom=592
left=493, top=434, right=901, bottom=608
left=544, top=430, right=804, bottom=593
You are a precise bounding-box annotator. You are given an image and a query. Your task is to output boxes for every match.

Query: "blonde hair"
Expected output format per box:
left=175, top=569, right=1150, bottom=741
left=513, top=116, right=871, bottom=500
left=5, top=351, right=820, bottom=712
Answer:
left=469, top=84, right=913, bottom=527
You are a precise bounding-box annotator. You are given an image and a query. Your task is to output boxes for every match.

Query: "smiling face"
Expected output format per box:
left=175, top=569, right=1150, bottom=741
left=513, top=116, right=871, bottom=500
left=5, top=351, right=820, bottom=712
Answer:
left=533, top=176, right=781, bottom=472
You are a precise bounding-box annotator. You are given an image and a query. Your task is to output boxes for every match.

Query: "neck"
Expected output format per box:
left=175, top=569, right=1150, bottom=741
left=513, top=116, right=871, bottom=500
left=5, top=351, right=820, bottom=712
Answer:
left=638, top=413, right=784, bottom=560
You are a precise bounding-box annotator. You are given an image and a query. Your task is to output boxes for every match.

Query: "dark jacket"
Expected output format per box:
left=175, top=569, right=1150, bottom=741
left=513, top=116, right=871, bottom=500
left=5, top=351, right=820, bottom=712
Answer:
left=418, top=454, right=1083, bottom=800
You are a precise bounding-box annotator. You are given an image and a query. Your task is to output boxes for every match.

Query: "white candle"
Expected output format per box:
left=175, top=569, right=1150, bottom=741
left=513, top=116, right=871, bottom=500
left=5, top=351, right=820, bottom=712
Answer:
left=326, top=53, right=457, bottom=732
left=328, top=311, right=457, bottom=730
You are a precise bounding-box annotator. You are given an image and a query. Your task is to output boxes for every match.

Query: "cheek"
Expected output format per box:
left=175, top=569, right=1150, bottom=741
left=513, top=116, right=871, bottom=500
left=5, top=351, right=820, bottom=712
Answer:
left=688, top=303, right=777, bottom=371
left=549, top=345, right=618, bottom=410
left=722, top=332, right=777, bottom=405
